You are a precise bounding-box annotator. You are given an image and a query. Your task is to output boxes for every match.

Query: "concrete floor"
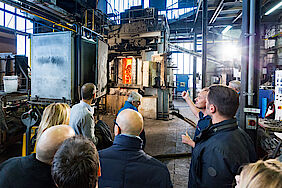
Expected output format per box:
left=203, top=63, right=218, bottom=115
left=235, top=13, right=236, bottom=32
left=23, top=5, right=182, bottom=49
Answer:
left=0, top=99, right=197, bottom=188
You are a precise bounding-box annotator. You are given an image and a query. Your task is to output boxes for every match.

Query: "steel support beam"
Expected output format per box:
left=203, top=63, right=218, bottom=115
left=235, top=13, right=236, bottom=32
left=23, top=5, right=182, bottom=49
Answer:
left=248, top=0, right=256, bottom=106
left=209, top=0, right=225, bottom=24
left=193, top=32, right=197, bottom=100
left=253, top=0, right=261, bottom=107
left=239, top=0, right=249, bottom=130
left=232, top=12, right=242, bottom=23
left=202, top=0, right=208, bottom=88
left=168, top=43, right=223, bottom=66
left=194, top=0, right=203, bottom=23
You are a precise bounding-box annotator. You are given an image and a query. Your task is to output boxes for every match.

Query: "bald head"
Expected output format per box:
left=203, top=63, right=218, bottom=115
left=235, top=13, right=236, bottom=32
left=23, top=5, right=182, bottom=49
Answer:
left=36, top=125, right=75, bottom=165
left=116, top=109, right=143, bottom=136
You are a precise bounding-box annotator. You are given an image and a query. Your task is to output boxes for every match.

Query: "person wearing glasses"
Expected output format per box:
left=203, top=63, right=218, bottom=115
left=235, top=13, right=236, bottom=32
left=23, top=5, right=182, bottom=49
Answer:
left=117, top=91, right=146, bottom=149
left=99, top=109, right=172, bottom=188
left=69, top=83, right=98, bottom=145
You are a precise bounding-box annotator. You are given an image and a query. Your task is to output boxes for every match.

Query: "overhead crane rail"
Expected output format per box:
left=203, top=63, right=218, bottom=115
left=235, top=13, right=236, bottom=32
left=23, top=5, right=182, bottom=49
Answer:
left=168, top=43, right=224, bottom=67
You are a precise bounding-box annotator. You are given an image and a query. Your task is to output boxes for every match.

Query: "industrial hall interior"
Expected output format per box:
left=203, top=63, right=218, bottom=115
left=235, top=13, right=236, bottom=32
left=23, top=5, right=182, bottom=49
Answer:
left=0, top=0, right=281, bottom=188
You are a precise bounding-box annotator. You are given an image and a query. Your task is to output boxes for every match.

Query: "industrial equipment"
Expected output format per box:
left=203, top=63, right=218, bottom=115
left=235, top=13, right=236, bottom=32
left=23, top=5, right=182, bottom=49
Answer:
left=0, top=54, right=29, bottom=154
left=175, top=74, right=190, bottom=98
left=106, top=6, right=172, bottom=120
left=275, top=70, right=282, bottom=120
left=30, top=31, right=108, bottom=104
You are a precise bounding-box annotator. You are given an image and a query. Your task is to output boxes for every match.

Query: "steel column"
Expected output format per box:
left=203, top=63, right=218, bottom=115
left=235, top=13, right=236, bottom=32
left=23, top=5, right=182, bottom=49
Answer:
left=193, top=32, right=197, bottom=100
left=248, top=0, right=256, bottom=105
left=239, top=0, right=249, bottom=130
left=253, top=0, right=261, bottom=107
left=202, top=0, right=208, bottom=88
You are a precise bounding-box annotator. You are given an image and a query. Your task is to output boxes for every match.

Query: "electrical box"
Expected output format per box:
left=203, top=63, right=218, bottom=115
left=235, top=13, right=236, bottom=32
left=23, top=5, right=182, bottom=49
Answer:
left=176, top=74, right=189, bottom=93
left=244, top=108, right=260, bottom=130
left=275, top=70, right=282, bottom=120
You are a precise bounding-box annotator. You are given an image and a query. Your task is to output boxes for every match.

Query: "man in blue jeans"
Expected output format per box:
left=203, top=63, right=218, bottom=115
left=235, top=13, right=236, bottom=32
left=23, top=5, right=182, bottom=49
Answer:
left=181, top=88, right=211, bottom=147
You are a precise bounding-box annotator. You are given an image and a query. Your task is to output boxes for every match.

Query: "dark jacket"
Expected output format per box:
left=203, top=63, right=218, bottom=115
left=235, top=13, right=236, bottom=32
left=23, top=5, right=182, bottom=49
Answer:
left=0, top=153, right=56, bottom=188
left=98, top=134, right=173, bottom=188
left=189, top=119, right=257, bottom=188
left=194, top=111, right=211, bottom=140
left=117, top=101, right=146, bottom=149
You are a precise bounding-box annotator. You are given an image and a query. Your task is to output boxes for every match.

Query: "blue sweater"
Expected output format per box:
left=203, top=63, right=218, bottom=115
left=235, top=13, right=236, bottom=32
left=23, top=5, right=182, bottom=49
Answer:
left=117, top=101, right=146, bottom=149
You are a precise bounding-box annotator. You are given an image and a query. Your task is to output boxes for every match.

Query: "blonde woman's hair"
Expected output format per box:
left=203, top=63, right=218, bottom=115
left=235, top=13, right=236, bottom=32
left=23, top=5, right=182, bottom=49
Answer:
left=238, top=159, right=282, bottom=188
left=37, top=103, right=70, bottom=140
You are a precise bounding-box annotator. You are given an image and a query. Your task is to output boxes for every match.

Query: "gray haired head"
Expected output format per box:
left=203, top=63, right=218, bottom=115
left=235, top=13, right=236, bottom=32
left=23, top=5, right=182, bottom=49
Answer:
left=127, top=91, right=142, bottom=103
left=229, top=80, right=241, bottom=92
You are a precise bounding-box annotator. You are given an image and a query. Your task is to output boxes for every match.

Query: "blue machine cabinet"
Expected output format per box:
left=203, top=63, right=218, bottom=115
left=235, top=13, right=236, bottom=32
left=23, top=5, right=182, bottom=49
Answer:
left=175, top=74, right=189, bottom=94
left=258, top=89, right=274, bottom=118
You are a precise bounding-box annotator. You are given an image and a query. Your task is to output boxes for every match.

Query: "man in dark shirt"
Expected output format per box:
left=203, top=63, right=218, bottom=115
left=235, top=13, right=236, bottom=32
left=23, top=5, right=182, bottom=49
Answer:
left=188, top=85, right=257, bottom=188
left=181, top=88, right=211, bottom=147
left=0, top=125, right=75, bottom=188
left=99, top=109, right=172, bottom=188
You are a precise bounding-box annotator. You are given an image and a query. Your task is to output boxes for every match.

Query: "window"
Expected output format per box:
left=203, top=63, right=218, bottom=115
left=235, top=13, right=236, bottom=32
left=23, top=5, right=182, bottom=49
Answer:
left=16, top=16, right=25, bottom=31
left=17, top=35, right=26, bottom=55
left=5, top=13, right=15, bottom=29
left=26, top=20, right=33, bottom=34
left=0, top=3, right=33, bottom=57
left=0, top=6, right=3, bottom=26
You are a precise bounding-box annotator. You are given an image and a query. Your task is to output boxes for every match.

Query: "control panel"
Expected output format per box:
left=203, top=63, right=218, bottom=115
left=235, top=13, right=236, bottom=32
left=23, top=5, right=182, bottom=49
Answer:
left=275, top=70, right=282, bottom=120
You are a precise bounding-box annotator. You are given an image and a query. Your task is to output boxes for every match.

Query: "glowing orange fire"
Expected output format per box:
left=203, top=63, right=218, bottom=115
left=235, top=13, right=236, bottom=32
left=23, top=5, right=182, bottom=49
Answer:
left=122, top=58, right=132, bottom=84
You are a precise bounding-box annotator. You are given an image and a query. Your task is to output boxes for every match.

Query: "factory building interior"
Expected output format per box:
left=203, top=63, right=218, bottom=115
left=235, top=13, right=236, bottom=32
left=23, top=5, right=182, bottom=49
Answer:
left=0, top=0, right=281, bottom=188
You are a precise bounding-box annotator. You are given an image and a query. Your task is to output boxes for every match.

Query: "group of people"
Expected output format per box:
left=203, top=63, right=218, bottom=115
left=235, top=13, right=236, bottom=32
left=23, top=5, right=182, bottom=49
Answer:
left=0, top=83, right=171, bottom=188
left=0, top=82, right=281, bottom=188
left=181, top=83, right=281, bottom=188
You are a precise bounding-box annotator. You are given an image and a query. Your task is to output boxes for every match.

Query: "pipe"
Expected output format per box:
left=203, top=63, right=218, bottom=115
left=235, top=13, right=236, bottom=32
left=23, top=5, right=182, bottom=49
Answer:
left=81, top=26, right=104, bottom=39
left=0, top=2, right=76, bottom=32
left=168, top=43, right=223, bottom=66
left=0, top=7, right=61, bottom=32
left=193, top=32, right=197, bottom=100
left=84, top=10, right=88, bottom=27
left=153, top=152, right=192, bottom=159
left=239, top=0, right=249, bottom=130
left=248, top=0, right=256, bottom=105
left=202, top=0, right=208, bottom=88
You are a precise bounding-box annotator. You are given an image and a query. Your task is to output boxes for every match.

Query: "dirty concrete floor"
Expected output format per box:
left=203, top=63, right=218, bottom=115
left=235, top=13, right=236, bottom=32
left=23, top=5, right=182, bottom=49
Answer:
left=101, top=99, right=198, bottom=188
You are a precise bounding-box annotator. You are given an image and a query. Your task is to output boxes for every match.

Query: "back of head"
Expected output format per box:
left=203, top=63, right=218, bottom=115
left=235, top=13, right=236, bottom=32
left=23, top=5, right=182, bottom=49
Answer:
left=127, top=91, right=142, bottom=103
left=208, top=85, right=239, bottom=118
left=37, top=103, right=70, bottom=140
left=36, top=125, right=75, bottom=165
left=81, top=83, right=96, bottom=100
left=116, top=109, right=143, bottom=136
left=52, top=136, right=99, bottom=188
left=229, top=80, right=241, bottom=92
left=238, top=159, right=282, bottom=188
